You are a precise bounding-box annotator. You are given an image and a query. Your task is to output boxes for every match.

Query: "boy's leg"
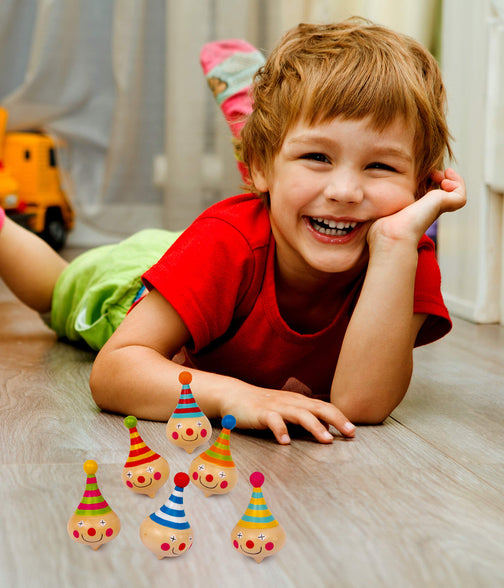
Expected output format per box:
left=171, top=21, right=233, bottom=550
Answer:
left=200, top=40, right=265, bottom=183
left=0, top=212, right=67, bottom=313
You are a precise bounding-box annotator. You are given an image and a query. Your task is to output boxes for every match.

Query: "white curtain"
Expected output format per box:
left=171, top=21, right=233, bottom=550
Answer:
left=0, top=0, right=166, bottom=244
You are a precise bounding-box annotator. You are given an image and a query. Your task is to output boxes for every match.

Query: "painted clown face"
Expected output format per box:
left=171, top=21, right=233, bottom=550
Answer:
left=67, top=511, right=121, bottom=550
left=121, top=456, right=169, bottom=498
left=166, top=415, right=211, bottom=454
left=189, top=456, right=237, bottom=496
left=231, top=523, right=286, bottom=563
left=139, top=518, right=193, bottom=559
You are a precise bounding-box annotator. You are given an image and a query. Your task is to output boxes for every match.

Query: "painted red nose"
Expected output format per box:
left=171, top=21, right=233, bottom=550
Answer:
left=246, top=540, right=254, bottom=549
left=186, top=428, right=194, bottom=436
left=205, top=474, right=214, bottom=482
left=138, top=476, right=145, bottom=483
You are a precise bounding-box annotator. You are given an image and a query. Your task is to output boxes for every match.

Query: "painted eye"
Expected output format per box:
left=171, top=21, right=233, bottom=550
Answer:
left=99, top=519, right=107, bottom=527
left=237, top=531, right=243, bottom=539
left=257, top=533, right=266, bottom=541
left=218, top=471, right=226, bottom=478
left=146, top=466, right=154, bottom=473
left=197, top=464, right=205, bottom=471
left=176, top=423, right=183, bottom=429
left=170, top=535, right=177, bottom=542
left=196, top=421, right=202, bottom=428
left=126, top=471, right=133, bottom=479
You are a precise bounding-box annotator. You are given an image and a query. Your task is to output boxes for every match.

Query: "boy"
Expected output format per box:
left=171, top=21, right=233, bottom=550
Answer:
left=0, top=19, right=465, bottom=445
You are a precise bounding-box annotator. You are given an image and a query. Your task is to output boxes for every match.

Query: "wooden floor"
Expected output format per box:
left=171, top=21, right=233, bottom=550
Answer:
left=1, top=258, right=504, bottom=588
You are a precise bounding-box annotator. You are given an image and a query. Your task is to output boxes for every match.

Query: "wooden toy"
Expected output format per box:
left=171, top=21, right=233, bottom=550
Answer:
left=166, top=372, right=212, bottom=454
left=67, top=460, right=121, bottom=550
left=189, top=414, right=238, bottom=496
left=139, top=472, right=193, bottom=558
left=231, top=472, right=286, bottom=563
left=122, top=416, right=170, bottom=498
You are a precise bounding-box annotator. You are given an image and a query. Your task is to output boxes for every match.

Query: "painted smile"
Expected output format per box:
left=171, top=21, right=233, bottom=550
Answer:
left=240, top=545, right=262, bottom=556
left=198, top=477, right=219, bottom=489
left=181, top=433, right=199, bottom=441
left=133, top=478, right=153, bottom=488
left=82, top=534, right=103, bottom=544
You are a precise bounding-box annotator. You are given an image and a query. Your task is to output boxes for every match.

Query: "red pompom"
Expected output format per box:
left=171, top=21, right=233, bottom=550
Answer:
left=174, top=472, right=190, bottom=488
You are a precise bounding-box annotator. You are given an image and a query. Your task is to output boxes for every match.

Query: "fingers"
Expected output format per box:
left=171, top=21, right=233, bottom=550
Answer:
left=259, top=400, right=356, bottom=445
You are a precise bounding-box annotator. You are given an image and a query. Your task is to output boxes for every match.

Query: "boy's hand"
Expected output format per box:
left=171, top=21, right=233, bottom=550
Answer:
left=221, top=386, right=356, bottom=445
left=367, top=168, right=466, bottom=249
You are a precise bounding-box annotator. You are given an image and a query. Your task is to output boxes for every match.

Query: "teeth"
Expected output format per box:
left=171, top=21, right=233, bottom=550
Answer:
left=311, top=217, right=358, bottom=235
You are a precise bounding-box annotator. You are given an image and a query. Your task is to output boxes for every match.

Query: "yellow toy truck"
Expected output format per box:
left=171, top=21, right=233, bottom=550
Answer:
left=0, top=107, right=74, bottom=250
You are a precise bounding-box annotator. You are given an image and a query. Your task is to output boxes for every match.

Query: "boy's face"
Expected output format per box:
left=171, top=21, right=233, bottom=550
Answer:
left=253, top=115, right=417, bottom=279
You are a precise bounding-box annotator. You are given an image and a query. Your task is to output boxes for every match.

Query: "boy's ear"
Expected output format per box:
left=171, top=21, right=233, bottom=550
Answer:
left=250, top=160, right=269, bottom=193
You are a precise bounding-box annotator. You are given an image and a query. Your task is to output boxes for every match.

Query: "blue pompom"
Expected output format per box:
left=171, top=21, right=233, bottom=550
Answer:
left=222, top=414, right=236, bottom=430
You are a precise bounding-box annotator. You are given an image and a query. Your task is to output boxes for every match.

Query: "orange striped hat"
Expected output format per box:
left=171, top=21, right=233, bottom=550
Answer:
left=123, top=416, right=162, bottom=468
left=199, top=415, right=236, bottom=468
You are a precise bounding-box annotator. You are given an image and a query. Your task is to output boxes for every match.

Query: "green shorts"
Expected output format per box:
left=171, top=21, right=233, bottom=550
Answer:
left=50, top=229, right=182, bottom=351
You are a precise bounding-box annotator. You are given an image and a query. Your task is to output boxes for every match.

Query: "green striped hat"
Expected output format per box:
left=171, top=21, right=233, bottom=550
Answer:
left=74, top=460, right=112, bottom=516
left=200, top=415, right=236, bottom=468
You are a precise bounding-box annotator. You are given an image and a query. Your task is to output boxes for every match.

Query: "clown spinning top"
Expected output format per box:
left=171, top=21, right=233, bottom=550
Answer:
left=166, top=372, right=212, bottom=454
left=122, top=416, right=169, bottom=498
left=231, top=471, right=286, bottom=563
left=67, top=460, right=121, bottom=550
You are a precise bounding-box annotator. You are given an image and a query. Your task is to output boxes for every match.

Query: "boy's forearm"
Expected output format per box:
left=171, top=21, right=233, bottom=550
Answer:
left=90, top=346, right=228, bottom=421
left=330, top=240, right=422, bottom=423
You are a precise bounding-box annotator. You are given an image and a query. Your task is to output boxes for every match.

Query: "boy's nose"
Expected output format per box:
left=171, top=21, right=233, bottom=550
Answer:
left=323, top=169, right=363, bottom=203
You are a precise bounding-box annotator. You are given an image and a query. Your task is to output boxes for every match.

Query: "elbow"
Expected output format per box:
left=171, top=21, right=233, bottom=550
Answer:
left=89, top=356, right=111, bottom=412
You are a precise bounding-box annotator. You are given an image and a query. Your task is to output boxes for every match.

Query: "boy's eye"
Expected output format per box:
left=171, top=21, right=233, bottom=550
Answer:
left=367, top=162, right=397, bottom=172
left=301, top=152, right=330, bottom=163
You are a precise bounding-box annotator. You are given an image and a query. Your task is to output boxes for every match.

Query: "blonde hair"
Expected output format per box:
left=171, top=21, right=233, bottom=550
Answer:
left=241, top=19, right=452, bottom=201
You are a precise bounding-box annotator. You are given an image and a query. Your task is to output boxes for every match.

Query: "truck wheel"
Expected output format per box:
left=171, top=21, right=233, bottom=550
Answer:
left=40, top=208, right=67, bottom=250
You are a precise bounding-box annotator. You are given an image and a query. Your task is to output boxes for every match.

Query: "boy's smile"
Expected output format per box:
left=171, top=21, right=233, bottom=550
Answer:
left=253, top=115, right=417, bottom=284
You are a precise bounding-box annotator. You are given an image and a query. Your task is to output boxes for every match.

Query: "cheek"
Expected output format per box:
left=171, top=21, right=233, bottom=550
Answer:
left=154, top=472, right=161, bottom=481
left=220, top=480, right=228, bottom=489
left=201, top=428, right=208, bottom=438
left=171, top=432, right=179, bottom=440
left=265, top=541, right=275, bottom=551
left=233, top=540, right=239, bottom=549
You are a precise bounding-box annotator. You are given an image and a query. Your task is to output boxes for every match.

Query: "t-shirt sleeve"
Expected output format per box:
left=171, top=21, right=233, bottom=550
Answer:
left=142, top=217, right=258, bottom=351
left=414, top=235, right=452, bottom=347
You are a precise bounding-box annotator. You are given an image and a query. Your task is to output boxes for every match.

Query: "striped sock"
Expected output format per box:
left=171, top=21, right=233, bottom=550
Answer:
left=200, top=39, right=265, bottom=183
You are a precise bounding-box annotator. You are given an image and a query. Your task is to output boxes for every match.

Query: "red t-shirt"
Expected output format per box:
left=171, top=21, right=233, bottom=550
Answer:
left=143, top=193, right=451, bottom=400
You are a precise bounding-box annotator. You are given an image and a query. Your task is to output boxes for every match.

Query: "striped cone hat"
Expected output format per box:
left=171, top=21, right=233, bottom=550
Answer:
left=200, top=415, right=236, bottom=468
left=238, top=472, right=278, bottom=529
left=123, top=415, right=162, bottom=467
left=74, top=460, right=112, bottom=516
left=149, top=473, right=191, bottom=530
left=172, top=372, right=204, bottom=419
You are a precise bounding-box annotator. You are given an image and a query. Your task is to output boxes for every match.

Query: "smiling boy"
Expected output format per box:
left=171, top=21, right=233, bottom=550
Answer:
left=0, top=19, right=466, bottom=444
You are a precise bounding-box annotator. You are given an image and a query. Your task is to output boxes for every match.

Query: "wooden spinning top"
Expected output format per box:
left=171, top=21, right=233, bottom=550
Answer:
left=231, top=471, right=285, bottom=563
left=67, top=460, right=121, bottom=550
left=166, top=372, right=212, bottom=454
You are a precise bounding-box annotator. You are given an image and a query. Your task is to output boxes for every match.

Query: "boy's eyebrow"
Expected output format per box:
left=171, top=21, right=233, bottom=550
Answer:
left=286, top=134, right=414, bottom=162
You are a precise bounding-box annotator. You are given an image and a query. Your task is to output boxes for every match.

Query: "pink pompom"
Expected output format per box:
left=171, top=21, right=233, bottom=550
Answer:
left=250, top=472, right=264, bottom=487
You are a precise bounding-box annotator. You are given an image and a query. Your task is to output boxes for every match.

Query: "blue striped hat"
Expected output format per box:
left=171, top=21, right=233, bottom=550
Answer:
left=149, top=473, right=190, bottom=530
